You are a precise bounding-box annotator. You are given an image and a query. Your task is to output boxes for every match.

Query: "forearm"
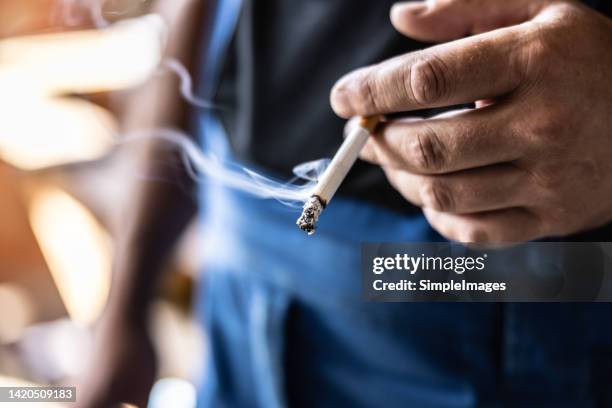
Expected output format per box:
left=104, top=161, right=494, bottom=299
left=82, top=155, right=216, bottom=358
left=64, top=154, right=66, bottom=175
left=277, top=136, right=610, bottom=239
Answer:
left=108, top=150, right=197, bottom=323
left=104, top=0, right=206, bottom=323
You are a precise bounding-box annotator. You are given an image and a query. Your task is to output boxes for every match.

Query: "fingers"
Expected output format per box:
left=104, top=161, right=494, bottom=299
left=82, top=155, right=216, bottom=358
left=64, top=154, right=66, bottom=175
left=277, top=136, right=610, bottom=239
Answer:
left=391, top=1, right=470, bottom=42
left=390, top=0, right=542, bottom=42
left=330, top=26, right=526, bottom=118
left=423, top=207, right=543, bottom=243
left=383, top=163, right=529, bottom=214
left=360, top=107, right=522, bottom=174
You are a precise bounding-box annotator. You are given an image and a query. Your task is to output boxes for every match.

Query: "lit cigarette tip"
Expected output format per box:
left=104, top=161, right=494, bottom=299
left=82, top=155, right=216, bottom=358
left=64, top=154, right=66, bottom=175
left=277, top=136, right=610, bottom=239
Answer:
left=296, top=196, right=325, bottom=235
left=296, top=115, right=382, bottom=236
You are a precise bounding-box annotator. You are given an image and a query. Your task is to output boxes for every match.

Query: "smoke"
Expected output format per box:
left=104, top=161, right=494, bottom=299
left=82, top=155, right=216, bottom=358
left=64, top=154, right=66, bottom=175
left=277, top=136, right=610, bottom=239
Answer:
left=124, top=129, right=325, bottom=206
left=161, top=58, right=217, bottom=110
left=54, top=0, right=329, bottom=206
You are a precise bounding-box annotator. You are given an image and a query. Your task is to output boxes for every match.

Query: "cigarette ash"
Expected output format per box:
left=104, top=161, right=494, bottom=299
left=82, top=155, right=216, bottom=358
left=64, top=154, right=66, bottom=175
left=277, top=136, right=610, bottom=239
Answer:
left=296, top=195, right=325, bottom=235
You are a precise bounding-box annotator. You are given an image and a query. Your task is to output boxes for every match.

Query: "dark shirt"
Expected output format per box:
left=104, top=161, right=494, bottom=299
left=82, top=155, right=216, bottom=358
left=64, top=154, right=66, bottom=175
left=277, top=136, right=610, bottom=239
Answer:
left=213, top=0, right=612, bottom=218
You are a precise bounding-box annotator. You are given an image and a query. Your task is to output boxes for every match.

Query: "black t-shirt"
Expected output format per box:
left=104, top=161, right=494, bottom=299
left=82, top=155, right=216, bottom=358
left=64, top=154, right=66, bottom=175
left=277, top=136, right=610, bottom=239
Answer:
left=213, top=0, right=612, bottom=218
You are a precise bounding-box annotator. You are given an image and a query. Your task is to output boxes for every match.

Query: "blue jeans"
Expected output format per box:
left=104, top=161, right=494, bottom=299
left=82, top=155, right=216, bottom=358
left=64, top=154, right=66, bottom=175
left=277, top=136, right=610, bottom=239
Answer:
left=191, top=106, right=612, bottom=407
left=194, top=181, right=612, bottom=408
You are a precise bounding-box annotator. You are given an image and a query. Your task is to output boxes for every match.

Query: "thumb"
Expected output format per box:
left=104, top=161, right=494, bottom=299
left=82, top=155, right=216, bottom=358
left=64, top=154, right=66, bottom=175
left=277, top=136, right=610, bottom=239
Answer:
left=390, top=0, right=543, bottom=42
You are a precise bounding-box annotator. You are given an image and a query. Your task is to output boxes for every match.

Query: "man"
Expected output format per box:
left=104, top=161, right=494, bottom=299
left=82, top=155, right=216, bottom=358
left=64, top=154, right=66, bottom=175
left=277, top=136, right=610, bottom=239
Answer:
left=81, top=0, right=612, bottom=407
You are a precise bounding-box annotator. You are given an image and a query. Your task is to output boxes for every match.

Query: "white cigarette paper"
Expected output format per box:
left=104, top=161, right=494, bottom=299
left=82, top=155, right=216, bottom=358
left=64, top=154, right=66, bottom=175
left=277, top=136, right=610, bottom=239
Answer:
left=313, top=116, right=381, bottom=204
left=296, top=116, right=381, bottom=235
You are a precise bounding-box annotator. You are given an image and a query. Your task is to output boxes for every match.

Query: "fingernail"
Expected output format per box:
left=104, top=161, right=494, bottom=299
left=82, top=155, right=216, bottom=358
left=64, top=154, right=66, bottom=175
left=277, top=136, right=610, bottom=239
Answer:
left=392, top=2, right=428, bottom=19
left=330, top=81, right=353, bottom=118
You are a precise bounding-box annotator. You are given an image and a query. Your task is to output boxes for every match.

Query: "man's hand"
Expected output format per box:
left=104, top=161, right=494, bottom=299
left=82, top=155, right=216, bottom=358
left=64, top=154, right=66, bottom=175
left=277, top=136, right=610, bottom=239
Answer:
left=330, top=0, right=612, bottom=243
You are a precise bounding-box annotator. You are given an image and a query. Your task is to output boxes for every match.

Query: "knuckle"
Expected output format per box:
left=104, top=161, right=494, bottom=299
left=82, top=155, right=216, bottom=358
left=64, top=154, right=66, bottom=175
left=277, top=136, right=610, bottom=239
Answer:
left=520, top=108, right=573, bottom=159
left=521, top=33, right=548, bottom=79
left=528, top=165, right=564, bottom=193
left=525, top=33, right=549, bottom=64
left=356, top=72, right=379, bottom=113
left=399, top=127, right=446, bottom=173
left=533, top=111, right=567, bottom=142
left=409, top=55, right=450, bottom=105
left=411, top=127, right=446, bottom=173
left=420, top=178, right=454, bottom=212
left=521, top=19, right=570, bottom=82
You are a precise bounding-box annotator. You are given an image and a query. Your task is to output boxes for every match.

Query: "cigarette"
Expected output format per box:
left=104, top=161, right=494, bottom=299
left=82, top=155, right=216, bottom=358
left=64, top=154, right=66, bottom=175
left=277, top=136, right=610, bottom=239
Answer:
left=296, top=115, right=382, bottom=235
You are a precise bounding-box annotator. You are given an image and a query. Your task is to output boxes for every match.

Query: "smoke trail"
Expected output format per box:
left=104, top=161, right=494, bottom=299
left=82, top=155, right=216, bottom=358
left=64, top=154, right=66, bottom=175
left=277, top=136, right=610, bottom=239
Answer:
left=146, top=59, right=324, bottom=204
left=161, top=58, right=216, bottom=110
left=55, top=0, right=330, bottom=206
left=123, top=129, right=328, bottom=206
left=57, top=1, right=212, bottom=111
left=293, top=159, right=331, bottom=182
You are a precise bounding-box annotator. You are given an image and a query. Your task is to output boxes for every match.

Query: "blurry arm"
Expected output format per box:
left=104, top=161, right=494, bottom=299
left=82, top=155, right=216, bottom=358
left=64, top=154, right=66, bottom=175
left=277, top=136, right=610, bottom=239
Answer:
left=79, top=0, right=207, bottom=407
left=107, top=0, right=206, bottom=327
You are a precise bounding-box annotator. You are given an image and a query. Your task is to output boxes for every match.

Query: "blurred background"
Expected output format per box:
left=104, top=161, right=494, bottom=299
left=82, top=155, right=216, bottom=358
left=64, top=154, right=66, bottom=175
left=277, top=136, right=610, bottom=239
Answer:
left=0, top=1, right=203, bottom=406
